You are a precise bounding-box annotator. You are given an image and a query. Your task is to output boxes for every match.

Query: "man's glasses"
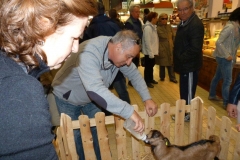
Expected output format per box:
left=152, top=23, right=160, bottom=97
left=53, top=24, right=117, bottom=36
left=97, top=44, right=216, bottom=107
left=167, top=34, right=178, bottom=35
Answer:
left=161, top=18, right=168, bottom=20
left=177, top=5, right=192, bottom=13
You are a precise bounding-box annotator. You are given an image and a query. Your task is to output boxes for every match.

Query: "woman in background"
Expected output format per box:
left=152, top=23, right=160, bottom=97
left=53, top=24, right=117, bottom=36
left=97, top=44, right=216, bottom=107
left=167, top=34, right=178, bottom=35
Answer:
left=0, top=0, right=97, bottom=159
left=157, top=13, right=177, bottom=83
left=209, top=7, right=240, bottom=108
left=142, top=12, right=159, bottom=88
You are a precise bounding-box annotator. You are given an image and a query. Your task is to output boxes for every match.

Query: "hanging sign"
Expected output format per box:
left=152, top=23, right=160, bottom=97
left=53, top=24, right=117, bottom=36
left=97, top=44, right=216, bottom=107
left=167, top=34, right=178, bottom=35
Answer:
left=223, top=0, right=232, bottom=9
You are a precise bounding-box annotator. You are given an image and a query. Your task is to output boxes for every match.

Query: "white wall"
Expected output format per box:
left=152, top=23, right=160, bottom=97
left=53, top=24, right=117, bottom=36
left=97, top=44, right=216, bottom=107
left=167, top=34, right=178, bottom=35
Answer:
left=208, top=0, right=239, bottom=18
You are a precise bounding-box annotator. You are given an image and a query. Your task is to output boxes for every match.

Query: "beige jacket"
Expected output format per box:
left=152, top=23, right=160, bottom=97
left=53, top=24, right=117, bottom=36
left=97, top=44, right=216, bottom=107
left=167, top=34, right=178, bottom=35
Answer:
left=157, top=24, right=175, bottom=66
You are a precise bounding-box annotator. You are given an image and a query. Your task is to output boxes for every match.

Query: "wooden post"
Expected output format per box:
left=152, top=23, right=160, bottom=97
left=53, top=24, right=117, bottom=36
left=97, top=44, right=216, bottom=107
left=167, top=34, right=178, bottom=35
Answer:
left=62, top=113, right=78, bottom=160
left=206, top=106, right=216, bottom=138
left=131, top=105, right=141, bottom=160
left=95, top=112, right=112, bottom=159
left=189, top=97, right=203, bottom=143
left=174, top=99, right=185, bottom=145
left=219, top=116, right=232, bottom=160
left=233, top=132, right=240, bottom=160
left=115, top=115, right=127, bottom=159
left=144, top=105, right=155, bottom=154
left=160, top=103, right=171, bottom=138
left=79, top=115, right=95, bottom=160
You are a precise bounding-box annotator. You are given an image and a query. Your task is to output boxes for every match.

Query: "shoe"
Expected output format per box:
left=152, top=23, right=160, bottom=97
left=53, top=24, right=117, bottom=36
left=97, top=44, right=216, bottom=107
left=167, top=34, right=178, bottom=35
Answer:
left=147, top=83, right=154, bottom=88
left=208, top=96, right=222, bottom=101
left=160, top=78, right=164, bottom=81
left=151, top=80, right=158, bottom=84
left=170, top=79, right=178, bottom=83
left=128, top=81, right=133, bottom=87
left=171, top=114, right=190, bottom=122
left=184, top=114, right=190, bottom=122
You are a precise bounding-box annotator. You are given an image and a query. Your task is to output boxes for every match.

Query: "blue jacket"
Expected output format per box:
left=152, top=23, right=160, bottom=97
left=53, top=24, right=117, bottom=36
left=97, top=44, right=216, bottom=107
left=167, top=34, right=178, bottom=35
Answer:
left=0, top=51, right=57, bottom=160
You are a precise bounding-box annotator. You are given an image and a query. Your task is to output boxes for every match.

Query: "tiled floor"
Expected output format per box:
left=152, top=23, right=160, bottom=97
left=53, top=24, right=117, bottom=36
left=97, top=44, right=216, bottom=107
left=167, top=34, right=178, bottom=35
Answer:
left=109, top=64, right=238, bottom=160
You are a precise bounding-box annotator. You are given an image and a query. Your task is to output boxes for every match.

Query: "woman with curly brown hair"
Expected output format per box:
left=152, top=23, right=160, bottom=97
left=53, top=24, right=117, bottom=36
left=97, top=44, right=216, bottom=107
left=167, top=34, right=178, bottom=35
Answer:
left=0, top=0, right=97, bottom=159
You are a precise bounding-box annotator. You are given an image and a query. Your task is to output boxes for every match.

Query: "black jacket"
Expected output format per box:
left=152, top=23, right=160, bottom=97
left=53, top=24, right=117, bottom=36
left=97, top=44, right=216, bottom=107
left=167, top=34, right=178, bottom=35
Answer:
left=229, top=73, right=240, bottom=105
left=82, top=14, right=120, bottom=41
left=173, top=12, right=204, bottom=73
left=0, top=51, right=57, bottom=160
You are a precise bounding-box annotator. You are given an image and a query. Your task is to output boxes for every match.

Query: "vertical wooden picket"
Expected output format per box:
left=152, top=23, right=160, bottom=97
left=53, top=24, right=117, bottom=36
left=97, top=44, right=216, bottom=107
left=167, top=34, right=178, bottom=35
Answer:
left=131, top=105, right=141, bottom=160
left=115, top=116, right=127, bottom=159
left=63, top=114, right=78, bottom=160
left=79, top=115, right=95, bottom=160
left=174, top=99, right=185, bottom=145
left=95, top=112, right=112, bottom=160
left=233, top=132, right=240, bottom=160
left=159, top=103, right=171, bottom=138
left=144, top=108, right=155, bottom=154
left=189, top=97, right=203, bottom=143
left=219, top=116, right=232, bottom=160
left=206, top=106, right=216, bottom=138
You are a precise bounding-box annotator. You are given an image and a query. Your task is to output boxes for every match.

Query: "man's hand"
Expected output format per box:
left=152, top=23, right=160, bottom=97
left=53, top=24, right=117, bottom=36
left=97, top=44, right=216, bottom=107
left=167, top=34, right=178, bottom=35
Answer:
left=130, top=110, right=144, bottom=133
left=236, top=124, right=240, bottom=132
left=227, top=103, right=238, bottom=118
left=226, top=55, right=233, bottom=61
left=144, top=99, right=158, bottom=117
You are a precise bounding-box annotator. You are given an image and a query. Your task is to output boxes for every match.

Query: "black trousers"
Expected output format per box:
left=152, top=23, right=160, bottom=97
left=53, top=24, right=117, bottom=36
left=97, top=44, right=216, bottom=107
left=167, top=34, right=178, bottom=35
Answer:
left=160, top=66, right=176, bottom=80
left=179, top=71, right=199, bottom=105
left=144, top=55, right=155, bottom=83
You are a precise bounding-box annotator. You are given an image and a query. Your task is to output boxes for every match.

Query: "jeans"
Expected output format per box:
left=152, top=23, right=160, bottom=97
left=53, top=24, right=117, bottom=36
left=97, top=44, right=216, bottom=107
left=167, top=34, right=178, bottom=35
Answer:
left=209, top=57, right=233, bottom=106
left=55, top=95, right=102, bottom=160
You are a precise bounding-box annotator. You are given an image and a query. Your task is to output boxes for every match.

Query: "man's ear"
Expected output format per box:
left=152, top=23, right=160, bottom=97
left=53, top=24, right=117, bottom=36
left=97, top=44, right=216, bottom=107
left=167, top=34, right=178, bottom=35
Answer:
left=116, top=43, right=122, bottom=50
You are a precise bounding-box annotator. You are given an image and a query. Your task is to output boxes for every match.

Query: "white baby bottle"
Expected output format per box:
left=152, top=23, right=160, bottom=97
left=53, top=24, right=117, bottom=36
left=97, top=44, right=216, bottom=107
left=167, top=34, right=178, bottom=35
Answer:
left=123, top=118, right=147, bottom=142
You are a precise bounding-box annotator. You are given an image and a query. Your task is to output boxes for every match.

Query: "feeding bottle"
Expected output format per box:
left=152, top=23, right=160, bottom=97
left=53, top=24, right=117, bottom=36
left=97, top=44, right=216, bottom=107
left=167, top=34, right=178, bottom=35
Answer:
left=123, top=118, right=148, bottom=142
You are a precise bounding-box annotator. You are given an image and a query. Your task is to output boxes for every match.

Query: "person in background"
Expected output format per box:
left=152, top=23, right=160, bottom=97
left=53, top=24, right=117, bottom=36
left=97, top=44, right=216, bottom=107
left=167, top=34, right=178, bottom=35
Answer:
left=52, top=30, right=158, bottom=160
left=142, top=12, right=159, bottom=88
left=108, top=8, right=131, bottom=105
left=82, top=2, right=119, bottom=41
left=125, top=4, right=142, bottom=86
left=109, top=8, right=124, bottom=29
left=143, top=8, right=150, bottom=24
left=208, top=7, right=240, bottom=108
left=173, top=0, right=204, bottom=121
left=0, top=0, right=97, bottom=159
left=227, top=72, right=240, bottom=132
left=157, top=13, right=178, bottom=83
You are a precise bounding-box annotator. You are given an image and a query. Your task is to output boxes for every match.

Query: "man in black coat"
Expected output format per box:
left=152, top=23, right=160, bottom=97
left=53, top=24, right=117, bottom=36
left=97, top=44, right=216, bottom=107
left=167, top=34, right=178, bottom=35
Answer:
left=173, top=0, right=204, bottom=121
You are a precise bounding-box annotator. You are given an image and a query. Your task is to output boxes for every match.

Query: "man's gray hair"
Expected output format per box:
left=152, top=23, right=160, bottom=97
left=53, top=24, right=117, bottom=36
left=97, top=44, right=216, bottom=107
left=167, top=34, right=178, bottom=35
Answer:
left=111, top=30, right=140, bottom=51
left=129, top=4, right=140, bottom=13
left=177, top=0, right=194, bottom=8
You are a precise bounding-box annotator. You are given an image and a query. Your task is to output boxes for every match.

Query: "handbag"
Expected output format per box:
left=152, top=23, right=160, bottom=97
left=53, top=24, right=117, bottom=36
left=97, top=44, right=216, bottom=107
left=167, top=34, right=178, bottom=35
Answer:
left=141, top=57, right=145, bottom=67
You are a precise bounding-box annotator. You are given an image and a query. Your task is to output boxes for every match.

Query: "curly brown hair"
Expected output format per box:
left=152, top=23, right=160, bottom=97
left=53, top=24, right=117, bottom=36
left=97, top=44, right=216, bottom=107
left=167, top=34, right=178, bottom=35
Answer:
left=0, top=0, right=97, bottom=68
